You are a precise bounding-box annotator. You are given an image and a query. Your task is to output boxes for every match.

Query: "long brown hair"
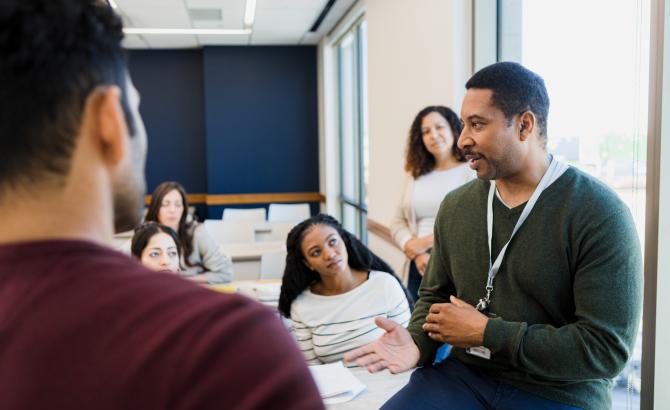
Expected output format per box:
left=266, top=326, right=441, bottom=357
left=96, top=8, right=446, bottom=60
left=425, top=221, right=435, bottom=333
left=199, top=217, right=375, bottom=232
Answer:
left=405, top=105, right=465, bottom=179
left=144, top=181, right=198, bottom=268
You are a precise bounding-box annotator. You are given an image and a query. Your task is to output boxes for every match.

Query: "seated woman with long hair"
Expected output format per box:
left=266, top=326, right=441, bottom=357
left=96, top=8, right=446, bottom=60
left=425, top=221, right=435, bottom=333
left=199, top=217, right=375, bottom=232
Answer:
left=131, top=222, right=182, bottom=273
left=145, top=182, right=233, bottom=284
left=278, top=214, right=412, bottom=365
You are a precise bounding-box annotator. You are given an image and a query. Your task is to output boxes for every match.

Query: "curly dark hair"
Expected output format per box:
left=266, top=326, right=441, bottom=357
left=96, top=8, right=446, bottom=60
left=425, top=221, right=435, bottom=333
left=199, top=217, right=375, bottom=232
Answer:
left=278, top=214, right=413, bottom=318
left=145, top=181, right=199, bottom=268
left=405, top=106, right=465, bottom=178
left=465, top=61, right=549, bottom=146
left=0, top=0, right=136, bottom=189
left=130, top=222, right=182, bottom=269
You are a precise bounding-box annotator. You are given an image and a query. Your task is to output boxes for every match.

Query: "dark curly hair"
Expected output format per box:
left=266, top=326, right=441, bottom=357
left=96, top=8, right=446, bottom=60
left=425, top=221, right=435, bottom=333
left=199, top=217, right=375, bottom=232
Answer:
left=278, top=214, right=413, bottom=318
left=466, top=61, right=549, bottom=147
left=130, top=222, right=182, bottom=270
left=0, top=0, right=136, bottom=189
left=405, top=106, right=465, bottom=178
left=145, top=181, right=199, bottom=268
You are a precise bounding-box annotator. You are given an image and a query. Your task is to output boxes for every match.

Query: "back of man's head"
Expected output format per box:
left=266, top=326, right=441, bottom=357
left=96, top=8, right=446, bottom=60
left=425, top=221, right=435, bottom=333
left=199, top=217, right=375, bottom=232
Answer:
left=466, top=62, right=550, bottom=144
left=0, top=0, right=135, bottom=193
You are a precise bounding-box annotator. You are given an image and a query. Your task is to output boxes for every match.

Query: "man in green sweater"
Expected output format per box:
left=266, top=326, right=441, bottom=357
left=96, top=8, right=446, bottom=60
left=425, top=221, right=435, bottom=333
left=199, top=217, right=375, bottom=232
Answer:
left=345, top=62, right=642, bottom=410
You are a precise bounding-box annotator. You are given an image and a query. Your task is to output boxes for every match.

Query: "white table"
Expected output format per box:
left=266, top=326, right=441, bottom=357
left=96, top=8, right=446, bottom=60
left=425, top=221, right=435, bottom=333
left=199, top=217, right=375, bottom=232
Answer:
left=208, top=281, right=412, bottom=408
left=208, top=279, right=281, bottom=307
left=327, top=367, right=413, bottom=410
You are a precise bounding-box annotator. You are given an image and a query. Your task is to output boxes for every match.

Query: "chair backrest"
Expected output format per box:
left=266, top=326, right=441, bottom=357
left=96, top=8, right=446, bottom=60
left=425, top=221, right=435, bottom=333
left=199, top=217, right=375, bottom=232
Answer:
left=268, top=222, right=295, bottom=243
left=203, top=220, right=255, bottom=244
left=222, top=207, right=267, bottom=222
left=259, top=250, right=287, bottom=280
left=186, top=205, right=197, bottom=223
left=267, top=203, right=310, bottom=223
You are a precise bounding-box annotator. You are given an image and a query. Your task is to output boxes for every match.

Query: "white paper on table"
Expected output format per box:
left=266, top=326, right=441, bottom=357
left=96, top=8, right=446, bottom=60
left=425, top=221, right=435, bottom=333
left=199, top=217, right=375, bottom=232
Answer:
left=254, top=283, right=281, bottom=301
left=308, top=361, right=366, bottom=404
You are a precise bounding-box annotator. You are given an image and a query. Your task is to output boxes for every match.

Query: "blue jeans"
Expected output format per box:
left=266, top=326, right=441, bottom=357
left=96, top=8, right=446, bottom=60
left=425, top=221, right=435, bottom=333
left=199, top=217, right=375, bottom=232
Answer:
left=381, top=358, right=583, bottom=410
left=408, top=259, right=422, bottom=301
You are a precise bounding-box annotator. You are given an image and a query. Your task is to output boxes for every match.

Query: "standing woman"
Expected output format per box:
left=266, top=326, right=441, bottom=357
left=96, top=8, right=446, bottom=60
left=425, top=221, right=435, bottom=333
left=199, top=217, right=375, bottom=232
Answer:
left=145, top=181, right=233, bottom=284
left=390, top=106, right=474, bottom=299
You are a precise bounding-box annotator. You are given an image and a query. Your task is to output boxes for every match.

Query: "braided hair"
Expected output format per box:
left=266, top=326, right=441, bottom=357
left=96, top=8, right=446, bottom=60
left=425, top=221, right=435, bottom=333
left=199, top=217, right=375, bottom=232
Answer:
left=278, top=214, right=413, bottom=318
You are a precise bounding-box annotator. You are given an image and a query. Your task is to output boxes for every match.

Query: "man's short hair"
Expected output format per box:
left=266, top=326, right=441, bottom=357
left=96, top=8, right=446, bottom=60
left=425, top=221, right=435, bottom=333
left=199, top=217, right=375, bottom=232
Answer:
left=0, top=0, right=135, bottom=190
left=466, top=62, right=550, bottom=143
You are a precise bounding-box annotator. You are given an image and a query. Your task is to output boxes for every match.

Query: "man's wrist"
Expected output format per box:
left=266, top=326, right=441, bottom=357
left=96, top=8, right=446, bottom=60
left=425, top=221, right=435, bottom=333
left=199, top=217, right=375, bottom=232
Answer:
left=474, top=315, right=489, bottom=346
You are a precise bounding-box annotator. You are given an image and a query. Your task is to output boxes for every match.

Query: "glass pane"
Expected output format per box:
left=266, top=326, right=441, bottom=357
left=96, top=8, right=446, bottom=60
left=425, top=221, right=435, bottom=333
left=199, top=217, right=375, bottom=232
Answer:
left=342, top=203, right=360, bottom=236
left=513, top=1, right=649, bottom=408
left=359, top=21, right=369, bottom=209
left=339, top=32, right=360, bottom=203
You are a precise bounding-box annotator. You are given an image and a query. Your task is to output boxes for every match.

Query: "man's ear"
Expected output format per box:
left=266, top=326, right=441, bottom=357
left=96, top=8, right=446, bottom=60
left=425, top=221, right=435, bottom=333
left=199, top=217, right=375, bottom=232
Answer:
left=84, top=85, right=127, bottom=166
left=518, top=111, right=536, bottom=141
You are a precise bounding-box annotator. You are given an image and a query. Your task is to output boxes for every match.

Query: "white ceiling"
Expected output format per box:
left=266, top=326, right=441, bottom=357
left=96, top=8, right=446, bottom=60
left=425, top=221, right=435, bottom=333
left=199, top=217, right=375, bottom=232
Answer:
left=115, top=0, right=357, bottom=49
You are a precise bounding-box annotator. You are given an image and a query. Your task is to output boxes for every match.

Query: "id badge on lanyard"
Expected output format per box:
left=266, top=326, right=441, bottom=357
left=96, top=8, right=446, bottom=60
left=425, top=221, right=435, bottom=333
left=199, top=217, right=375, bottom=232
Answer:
left=466, top=155, right=568, bottom=360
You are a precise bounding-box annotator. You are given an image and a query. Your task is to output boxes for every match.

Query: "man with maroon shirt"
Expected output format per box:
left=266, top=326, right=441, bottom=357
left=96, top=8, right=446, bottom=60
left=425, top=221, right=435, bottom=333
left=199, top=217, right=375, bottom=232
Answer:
left=0, top=1, right=324, bottom=409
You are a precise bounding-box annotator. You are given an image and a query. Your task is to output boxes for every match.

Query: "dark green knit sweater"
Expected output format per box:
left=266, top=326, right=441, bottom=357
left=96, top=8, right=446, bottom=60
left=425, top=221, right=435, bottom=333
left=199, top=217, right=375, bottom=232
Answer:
left=409, top=166, right=642, bottom=410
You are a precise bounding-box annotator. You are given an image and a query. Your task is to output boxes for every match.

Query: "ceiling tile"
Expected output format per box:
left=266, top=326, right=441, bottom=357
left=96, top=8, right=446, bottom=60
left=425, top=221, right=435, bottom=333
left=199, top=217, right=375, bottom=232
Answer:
left=112, top=0, right=352, bottom=48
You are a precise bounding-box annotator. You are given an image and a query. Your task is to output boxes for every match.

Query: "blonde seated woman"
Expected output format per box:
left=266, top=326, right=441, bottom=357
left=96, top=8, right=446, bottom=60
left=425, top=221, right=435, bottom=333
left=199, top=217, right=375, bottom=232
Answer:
left=278, top=214, right=412, bottom=365
left=131, top=222, right=182, bottom=273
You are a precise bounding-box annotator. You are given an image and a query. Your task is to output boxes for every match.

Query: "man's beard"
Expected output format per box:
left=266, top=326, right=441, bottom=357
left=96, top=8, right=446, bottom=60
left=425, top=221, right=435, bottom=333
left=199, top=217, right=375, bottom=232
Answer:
left=112, top=165, right=146, bottom=233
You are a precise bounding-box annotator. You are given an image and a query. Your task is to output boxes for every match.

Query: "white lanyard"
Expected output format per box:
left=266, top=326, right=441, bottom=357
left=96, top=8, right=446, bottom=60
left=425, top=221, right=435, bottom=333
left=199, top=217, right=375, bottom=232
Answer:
left=475, top=155, right=569, bottom=312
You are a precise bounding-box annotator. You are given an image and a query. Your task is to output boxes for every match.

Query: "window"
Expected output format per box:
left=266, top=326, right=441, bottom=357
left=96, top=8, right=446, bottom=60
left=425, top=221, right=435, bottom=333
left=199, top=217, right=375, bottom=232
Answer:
left=491, top=1, right=650, bottom=408
left=336, top=20, right=368, bottom=242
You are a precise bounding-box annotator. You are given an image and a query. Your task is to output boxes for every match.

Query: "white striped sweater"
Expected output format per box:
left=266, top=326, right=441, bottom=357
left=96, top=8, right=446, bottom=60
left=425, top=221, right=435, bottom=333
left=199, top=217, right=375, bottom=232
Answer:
left=290, top=271, right=411, bottom=364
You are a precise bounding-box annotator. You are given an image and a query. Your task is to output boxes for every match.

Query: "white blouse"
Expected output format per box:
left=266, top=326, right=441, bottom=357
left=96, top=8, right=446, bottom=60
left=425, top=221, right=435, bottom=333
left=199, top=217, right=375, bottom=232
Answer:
left=412, top=163, right=474, bottom=237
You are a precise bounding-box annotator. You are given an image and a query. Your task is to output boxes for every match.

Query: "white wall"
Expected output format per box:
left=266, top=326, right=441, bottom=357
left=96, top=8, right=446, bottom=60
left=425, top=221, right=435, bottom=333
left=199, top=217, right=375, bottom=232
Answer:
left=366, top=0, right=472, bottom=227
left=365, top=0, right=472, bottom=269
left=318, top=0, right=472, bottom=272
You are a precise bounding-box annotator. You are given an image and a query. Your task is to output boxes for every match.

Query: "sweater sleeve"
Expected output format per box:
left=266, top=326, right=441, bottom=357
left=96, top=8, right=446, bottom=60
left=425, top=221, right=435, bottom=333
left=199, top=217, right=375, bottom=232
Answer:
left=193, top=225, right=233, bottom=284
left=483, top=209, right=642, bottom=380
left=389, top=176, right=414, bottom=250
left=173, top=294, right=324, bottom=410
left=407, top=208, right=456, bottom=365
left=290, top=301, right=321, bottom=365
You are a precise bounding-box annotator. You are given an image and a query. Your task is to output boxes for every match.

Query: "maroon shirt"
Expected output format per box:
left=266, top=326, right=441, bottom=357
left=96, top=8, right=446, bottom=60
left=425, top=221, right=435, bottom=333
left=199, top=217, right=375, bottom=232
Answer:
left=0, top=240, right=324, bottom=409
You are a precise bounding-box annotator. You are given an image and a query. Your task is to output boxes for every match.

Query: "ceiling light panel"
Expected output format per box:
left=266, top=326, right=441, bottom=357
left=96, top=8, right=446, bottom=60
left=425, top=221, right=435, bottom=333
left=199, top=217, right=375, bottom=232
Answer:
left=187, top=0, right=244, bottom=29
left=140, top=34, right=199, bottom=49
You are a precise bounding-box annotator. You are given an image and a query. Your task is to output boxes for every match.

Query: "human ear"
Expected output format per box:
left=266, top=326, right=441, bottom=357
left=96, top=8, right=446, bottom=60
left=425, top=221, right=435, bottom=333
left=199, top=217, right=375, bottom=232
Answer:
left=518, top=111, right=536, bottom=141
left=84, top=85, right=127, bottom=166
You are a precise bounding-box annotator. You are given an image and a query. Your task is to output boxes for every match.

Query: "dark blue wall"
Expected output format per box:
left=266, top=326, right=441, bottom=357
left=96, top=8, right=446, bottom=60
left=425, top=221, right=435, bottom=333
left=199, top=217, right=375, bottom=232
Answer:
left=128, top=50, right=207, bottom=193
left=127, top=46, right=319, bottom=219
left=203, top=46, right=319, bottom=195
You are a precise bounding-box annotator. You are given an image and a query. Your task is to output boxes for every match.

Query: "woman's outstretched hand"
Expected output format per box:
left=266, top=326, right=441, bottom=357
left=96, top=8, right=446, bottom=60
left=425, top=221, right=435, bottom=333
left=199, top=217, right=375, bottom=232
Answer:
left=344, top=317, right=419, bottom=373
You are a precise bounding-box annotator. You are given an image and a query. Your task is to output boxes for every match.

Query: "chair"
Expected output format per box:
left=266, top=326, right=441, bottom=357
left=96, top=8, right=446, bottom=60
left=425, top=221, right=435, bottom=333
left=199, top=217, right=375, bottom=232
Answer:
left=222, top=207, right=267, bottom=222
left=268, top=223, right=295, bottom=243
left=259, top=250, right=287, bottom=280
left=186, top=205, right=197, bottom=223
left=267, top=203, right=310, bottom=223
left=203, top=220, right=255, bottom=244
